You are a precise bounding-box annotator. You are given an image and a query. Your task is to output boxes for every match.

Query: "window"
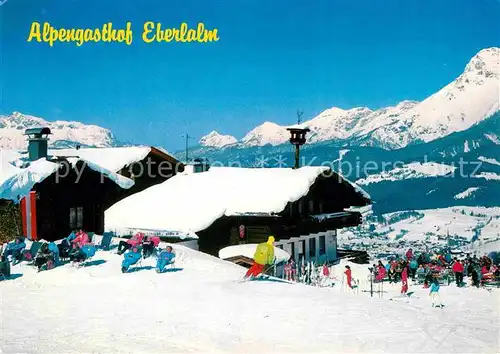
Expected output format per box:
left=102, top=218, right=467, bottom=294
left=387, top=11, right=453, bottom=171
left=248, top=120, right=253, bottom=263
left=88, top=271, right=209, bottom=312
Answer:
left=319, top=202, right=324, bottom=214
left=309, top=237, right=316, bottom=258
left=319, top=235, right=326, bottom=255
left=69, top=207, right=84, bottom=229
left=309, top=200, right=314, bottom=214
left=298, top=200, right=304, bottom=215
left=298, top=240, right=305, bottom=258
left=289, top=242, right=295, bottom=260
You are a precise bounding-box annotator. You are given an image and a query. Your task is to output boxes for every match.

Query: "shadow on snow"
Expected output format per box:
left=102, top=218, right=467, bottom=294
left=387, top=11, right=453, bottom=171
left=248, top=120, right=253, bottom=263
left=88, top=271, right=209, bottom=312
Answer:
left=78, top=259, right=107, bottom=268
left=0, top=273, right=23, bottom=281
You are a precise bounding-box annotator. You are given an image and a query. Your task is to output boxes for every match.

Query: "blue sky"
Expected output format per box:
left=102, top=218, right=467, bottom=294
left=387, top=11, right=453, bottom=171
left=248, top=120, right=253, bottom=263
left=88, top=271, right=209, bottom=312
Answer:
left=2, top=0, right=499, bottom=151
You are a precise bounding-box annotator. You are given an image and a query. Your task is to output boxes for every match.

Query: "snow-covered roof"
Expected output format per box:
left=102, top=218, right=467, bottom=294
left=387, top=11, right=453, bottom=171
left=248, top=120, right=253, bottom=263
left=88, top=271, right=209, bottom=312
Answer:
left=49, top=147, right=152, bottom=173
left=65, top=158, right=134, bottom=189
left=0, top=158, right=60, bottom=201
left=219, top=244, right=290, bottom=264
left=0, top=150, right=24, bottom=185
left=105, top=166, right=370, bottom=236
left=0, top=149, right=134, bottom=202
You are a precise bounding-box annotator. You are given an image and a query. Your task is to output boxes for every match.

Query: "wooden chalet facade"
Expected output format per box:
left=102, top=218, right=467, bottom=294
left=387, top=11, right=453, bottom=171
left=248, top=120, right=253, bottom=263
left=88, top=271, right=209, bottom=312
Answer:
left=106, top=165, right=370, bottom=264
left=196, top=171, right=368, bottom=263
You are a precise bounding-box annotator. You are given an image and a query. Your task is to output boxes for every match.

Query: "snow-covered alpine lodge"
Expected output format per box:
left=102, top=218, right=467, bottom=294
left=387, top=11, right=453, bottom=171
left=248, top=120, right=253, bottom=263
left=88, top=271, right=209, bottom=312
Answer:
left=106, top=162, right=371, bottom=263
left=1, top=127, right=371, bottom=264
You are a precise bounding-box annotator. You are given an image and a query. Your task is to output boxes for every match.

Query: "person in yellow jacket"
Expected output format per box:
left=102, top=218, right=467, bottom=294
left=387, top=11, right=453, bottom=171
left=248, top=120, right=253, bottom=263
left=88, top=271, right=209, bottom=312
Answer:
left=245, top=236, right=276, bottom=279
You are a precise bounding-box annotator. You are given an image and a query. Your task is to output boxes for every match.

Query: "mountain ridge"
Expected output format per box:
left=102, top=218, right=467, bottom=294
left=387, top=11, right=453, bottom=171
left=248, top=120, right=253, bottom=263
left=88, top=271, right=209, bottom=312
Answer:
left=0, top=111, right=116, bottom=150
left=198, top=47, right=499, bottom=150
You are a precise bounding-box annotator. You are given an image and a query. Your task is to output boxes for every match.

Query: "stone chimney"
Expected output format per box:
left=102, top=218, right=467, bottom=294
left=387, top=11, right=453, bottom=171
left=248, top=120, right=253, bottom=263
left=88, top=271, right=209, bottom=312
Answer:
left=193, top=158, right=210, bottom=173
left=24, top=127, right=51, bottom=161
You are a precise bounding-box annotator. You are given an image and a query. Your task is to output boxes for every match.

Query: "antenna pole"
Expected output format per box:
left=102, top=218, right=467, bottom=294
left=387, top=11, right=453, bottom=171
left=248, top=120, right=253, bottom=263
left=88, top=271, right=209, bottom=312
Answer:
left=296, top=110, right=304, bottom=125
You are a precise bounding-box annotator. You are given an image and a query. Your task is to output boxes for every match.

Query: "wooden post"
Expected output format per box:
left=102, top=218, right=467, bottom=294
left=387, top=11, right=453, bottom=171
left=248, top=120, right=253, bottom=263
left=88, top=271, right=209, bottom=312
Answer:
left=21, top=192, right=38, bottom=241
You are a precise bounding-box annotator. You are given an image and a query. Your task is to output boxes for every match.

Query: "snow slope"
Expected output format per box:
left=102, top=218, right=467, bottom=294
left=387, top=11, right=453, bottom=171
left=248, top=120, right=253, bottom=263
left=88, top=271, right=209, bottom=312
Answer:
left=0, top=111, right=115, bottom=150
left=199, top=131, right=238, bottom=148
left=1, top=244, right=498, bottom=353
left=340, top=206, right=500, bottom=246
left=454, top=187, right=480, bottom=200
left=479, top=156, right=500, bottom=167
left=356, top=162, right=456, bottom=186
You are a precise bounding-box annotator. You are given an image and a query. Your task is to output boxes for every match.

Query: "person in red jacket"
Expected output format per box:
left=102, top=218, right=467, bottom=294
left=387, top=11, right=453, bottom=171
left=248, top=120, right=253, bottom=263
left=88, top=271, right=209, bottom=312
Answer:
left=401, top=265, right=409, bottom=294
left=344, top=265, right=353, bottom=289
left=452, top=259, right=464, bottom=287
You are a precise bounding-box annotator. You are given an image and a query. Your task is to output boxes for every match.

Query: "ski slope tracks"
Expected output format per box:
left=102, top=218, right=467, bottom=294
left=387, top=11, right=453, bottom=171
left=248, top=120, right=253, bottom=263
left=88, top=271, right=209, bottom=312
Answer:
left=1, top=242, right=498, bottom=353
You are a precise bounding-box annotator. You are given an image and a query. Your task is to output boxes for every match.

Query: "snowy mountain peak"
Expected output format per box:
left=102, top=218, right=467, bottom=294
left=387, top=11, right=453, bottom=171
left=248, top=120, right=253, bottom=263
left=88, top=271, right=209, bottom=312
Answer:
left=395, top=100, right=419, bottom=110
left=463, top=47, right=499, bottom=78
left=241, top=121, right=290, bottom=147
left=1, top=111, right=47, bottom=129
left=199, top=131, right=238, bottom=148
left=200, top=47, right=499, bottom=150
left=304, top=106, right=373, bottom=143
left=0, top=112, right=116, bottom=150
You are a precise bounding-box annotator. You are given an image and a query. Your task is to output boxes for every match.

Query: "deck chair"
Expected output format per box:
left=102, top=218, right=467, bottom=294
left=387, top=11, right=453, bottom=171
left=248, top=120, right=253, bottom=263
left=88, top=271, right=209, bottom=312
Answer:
left=99, top=232, right=113, bottom=251
left=0, top=256, right=11, bottom=280
left=24, top=241, right=42, bottom=263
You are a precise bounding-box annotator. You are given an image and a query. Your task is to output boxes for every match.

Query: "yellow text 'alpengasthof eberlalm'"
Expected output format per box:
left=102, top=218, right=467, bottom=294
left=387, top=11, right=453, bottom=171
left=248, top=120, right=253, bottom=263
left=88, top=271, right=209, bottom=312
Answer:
left=26, top=22, right=219, bottom=46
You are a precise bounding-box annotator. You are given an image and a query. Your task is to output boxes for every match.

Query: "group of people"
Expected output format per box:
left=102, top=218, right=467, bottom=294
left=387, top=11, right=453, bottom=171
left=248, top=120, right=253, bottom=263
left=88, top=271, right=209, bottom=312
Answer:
left=0, top=230, right=98, bottom=276
left=368, top=248, right=499, bottom=307
left=118, top=232, right=176, bottom=273
left=0, top=230, right=178, bottom=278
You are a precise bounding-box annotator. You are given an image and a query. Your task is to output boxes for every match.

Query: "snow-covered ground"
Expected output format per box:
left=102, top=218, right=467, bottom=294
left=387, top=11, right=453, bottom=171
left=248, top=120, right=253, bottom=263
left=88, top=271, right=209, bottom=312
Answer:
left=341, top=206, right=500, bottom=245
left=355, top=162, right=456, bottom=186
left=454, top=187, right=481, bottom=200
left=1, top=243, right=499, bottom=353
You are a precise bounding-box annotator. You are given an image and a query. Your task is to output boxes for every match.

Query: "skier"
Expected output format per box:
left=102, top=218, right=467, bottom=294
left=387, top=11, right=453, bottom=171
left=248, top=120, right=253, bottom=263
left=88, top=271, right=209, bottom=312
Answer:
left=321, top=263, right=330, bottom=286
left=290, top=258, right=297, bottom=281
left=344, top=265, right=353, bottom=289
left=244, top=236, right=275, bottom=279
left=156, top=246, right=176, bottom=273
left=376, top=261, right=386, bottom=282
left=429, top=278, right=443, bottom=308
left=452, top=258, right=464, bottom=287
left=406, top=248, right=413, bottom=261
left=322, top=263, right=330, bottom=277
left=401, top=265, right=409, bottom=294
left=409, top=258, right=418, bottom=280
left=284, top=260, right=292, bottom=281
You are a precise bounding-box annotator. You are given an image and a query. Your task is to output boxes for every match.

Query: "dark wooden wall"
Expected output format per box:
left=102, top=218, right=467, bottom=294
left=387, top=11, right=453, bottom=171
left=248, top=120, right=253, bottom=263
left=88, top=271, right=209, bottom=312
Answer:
left=283, top=173, right=368, bottom=219
left=34, top=161, right=124, bottom=241
left=108, top=152, right=183, bottom=209
left=195, top=173, right=367, bottom=256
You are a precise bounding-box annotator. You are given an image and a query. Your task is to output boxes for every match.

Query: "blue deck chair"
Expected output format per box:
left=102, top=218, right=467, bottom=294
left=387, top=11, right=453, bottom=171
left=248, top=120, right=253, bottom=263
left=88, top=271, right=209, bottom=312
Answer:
left=99, top=232, right=113, bottom=251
